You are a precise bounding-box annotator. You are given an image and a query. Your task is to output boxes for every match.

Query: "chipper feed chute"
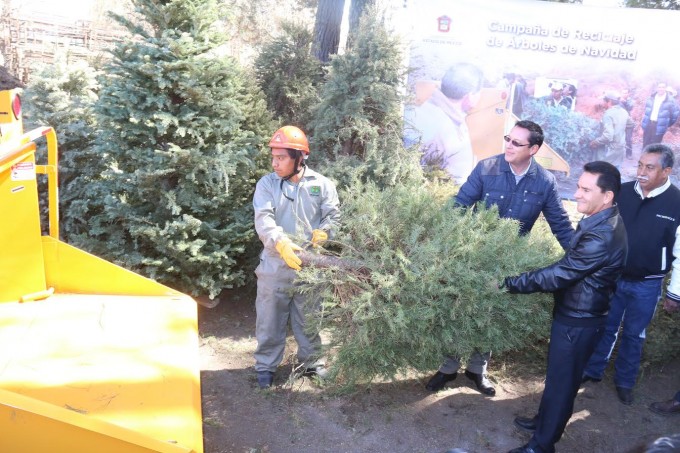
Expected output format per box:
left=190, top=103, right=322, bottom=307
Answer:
left=0, top=88, right=203, bottom=453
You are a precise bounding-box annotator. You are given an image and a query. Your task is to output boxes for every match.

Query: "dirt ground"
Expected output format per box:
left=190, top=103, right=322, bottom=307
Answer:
left=194, top=68, right=680, bottom=453
left=198, top=288, right=680, bottom=453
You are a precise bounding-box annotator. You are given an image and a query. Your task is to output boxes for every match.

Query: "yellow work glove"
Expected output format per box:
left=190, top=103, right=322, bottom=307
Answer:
left=311, top=229, right=328, bottom=247
left=275, top=238, right=303, bottom=271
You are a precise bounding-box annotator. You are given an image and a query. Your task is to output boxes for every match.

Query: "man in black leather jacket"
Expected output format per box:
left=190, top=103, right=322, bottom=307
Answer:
left=503, top=161, right=628, bottom=453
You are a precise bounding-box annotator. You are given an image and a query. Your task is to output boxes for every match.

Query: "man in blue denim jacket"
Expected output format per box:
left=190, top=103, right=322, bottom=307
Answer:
left=425, top=120, right=574, bottom=396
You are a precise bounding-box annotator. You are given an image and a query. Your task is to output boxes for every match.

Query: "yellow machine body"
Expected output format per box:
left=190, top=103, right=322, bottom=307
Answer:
left=0, top=89, right=203, bottom=453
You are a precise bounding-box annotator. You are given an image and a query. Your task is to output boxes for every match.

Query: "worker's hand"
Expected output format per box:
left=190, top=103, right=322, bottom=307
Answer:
left=311, top=229, right=328, bottom=247
left=663, top=298, right=680, bottom=313
left=589, top=140, right=598, bottom=149
left=275, top=238, right=303, bottom=271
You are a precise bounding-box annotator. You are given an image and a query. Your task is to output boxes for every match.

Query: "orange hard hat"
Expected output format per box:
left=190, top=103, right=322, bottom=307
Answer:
left=269, top=125, right=309, bottom=154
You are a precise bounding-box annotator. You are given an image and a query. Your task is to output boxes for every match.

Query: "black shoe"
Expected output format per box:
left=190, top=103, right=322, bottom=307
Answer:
left=649, top=398, right=680, bottom=416
left=508, top=446, right=538, bottom=453
left=257, top=371, right=274, bottom=389
left=425, top=371, right=457, bottom=391
left=513, top=415, right=538, bottom=432
left=581, top=374, right=602, bottom=384
left=464, top=370, right=496, bottom=396
left=616, top=386, right=633, bottom=405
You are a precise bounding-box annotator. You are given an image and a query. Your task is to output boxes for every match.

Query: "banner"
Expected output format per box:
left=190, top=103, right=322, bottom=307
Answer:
left=403, top=0, right=680, bottom=196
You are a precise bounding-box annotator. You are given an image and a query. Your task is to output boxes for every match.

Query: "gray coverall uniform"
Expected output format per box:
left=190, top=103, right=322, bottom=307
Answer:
left=253, top=167, right=340, bottom=373
left=592, top=104, right=633, bottom=168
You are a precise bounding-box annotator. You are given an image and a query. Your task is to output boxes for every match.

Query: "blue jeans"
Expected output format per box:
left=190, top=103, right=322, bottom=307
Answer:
left=583, top=278, right=663, bottom=389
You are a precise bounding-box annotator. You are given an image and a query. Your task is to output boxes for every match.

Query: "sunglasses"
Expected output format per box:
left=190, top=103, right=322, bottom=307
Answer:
left=503, top=135, right=531, bottom=148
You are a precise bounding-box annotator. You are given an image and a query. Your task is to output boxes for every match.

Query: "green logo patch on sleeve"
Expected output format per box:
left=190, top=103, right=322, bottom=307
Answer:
left=309, top=186, right=321, bottom=196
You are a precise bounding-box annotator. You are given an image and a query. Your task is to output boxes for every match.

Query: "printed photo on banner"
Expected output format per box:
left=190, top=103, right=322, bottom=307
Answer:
left=402, top=0, right=680, bottom=197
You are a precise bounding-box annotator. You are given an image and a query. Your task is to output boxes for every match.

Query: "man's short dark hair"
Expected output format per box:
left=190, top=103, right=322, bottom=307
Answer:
left=642, top=143, right=675, bottom=169
left=583, top=161, right=621, bottom=197
left=285, top=148, right=302, bottom=159
left=440, top=63, right=484, bottom=100
left=514, top=120, right=544, bottom=148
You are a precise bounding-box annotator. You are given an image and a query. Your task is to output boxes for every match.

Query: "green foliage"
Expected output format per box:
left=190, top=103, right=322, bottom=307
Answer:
left=222, top=0, right=273, bottom=48
left=623, top=0, right=680, bottom=8
left=522, top=98, right=599, bottom=166
left=21, top=56, right=100, bottom=237
left=72, top=0, right=274, bottom=297
left=298, top=181, right=562, bottom=387
left=346, top=0, right=375, bottom=48
left=254, top=20, right=324, bottom=127
left=643, top=303, right=680, bottom=365
left=640, top=277, right=680, bottom=367
left=307, top=6, right=422, bottom=190
left=220, top=0, right=316, bottom=61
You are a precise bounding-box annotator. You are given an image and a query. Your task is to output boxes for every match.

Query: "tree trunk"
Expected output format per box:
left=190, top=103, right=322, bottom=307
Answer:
left=298, top=249, right=367, bottom=273
left=346, top=0, right=375, bottom=50
left=312, top=0, right=345, bottom=63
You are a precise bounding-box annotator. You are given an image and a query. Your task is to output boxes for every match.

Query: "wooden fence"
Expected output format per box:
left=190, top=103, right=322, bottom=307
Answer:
left=0, top=11, right=123, bottom=82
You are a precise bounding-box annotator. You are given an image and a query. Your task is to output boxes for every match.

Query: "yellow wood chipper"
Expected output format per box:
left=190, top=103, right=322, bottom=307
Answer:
left=0, top=87, right=203, bottom=453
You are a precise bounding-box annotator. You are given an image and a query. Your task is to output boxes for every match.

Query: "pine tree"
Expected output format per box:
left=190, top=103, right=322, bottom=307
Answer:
left=21, top=56, right=100, bottom=237
left=298, top=182, right=562, bottom=387
left=73, top=0, right=274, bottom=298
left=307, top=6, right=422, bottom=190
left=254, top=20, right=324, bottom=127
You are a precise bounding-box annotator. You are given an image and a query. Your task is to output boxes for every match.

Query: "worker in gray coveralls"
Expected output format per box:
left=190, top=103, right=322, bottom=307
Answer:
left=252, top=125, right=340, bottom=389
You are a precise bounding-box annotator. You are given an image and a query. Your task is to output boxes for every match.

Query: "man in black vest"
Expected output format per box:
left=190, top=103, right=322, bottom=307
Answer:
left=582, top=144, right=680, bottom=405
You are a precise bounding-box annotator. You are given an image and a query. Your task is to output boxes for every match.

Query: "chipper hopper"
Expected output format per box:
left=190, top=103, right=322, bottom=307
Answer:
left=0, top=88, right=203, bottom=452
